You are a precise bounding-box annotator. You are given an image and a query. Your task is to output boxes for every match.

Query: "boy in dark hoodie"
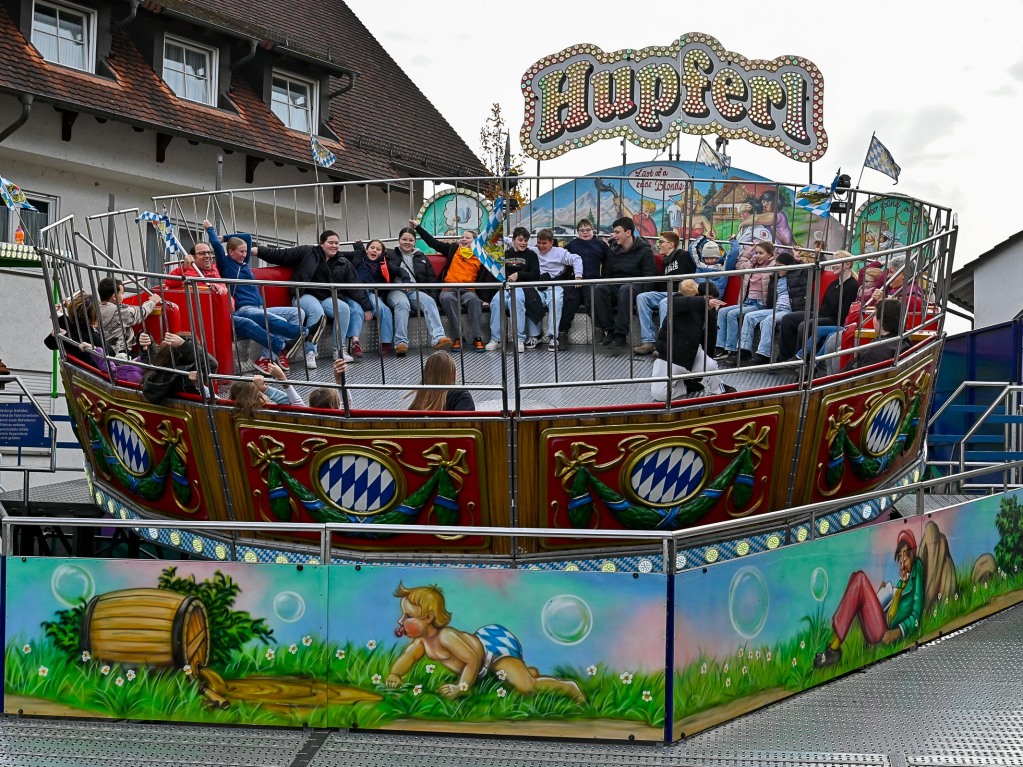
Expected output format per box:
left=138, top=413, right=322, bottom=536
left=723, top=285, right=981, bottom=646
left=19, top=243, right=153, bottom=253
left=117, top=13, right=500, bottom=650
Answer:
left=594, top=216, right=655, bottom=349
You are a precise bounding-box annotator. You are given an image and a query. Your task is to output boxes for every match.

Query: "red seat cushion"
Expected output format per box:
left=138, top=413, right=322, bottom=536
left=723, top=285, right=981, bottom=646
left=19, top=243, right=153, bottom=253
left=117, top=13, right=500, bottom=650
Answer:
left=250, top=266, right=295, bottom=307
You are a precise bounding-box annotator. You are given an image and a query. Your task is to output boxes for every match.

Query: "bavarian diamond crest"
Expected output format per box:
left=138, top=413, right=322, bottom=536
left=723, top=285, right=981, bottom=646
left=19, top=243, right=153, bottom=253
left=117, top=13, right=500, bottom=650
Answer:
left=109, top=418, right=150, bottom=475
left=317, top=453, right=397, bottom=513
left=865, top=398, right=904, bottom=456
left=629, top=445, right=705, bottom=506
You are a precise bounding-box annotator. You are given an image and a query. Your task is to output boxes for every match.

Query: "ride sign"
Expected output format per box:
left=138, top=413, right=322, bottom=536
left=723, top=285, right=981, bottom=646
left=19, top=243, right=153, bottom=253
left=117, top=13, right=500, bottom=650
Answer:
left=520, top=33, right=826, bottom=163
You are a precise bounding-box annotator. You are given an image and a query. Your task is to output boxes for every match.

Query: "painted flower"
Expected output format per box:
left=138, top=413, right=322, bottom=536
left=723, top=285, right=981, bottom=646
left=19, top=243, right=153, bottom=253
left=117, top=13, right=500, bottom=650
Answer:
left=642, top=690, right=653, bottom=702
left=619, top=672, right=633, bottom=685
left=413, top=684, right=423, bottom=696
left=700, top=663, right=707, bottom=675
left=722, top=663, right=729, bottom=673
left=496, top=669, right=507, bottom=681
left=371, top=674, right=382, bottom=684
left=791, top=658, right=797, bottom=667
left=737, top=648, right=744, bottom=659
left=183, top=664, right=192, bottom=676
left=81, top=651, right=91, bottom=662
left=425, top=664, right=436, bottom=674
left=766, top=651, right=772, bottom=662
left=101, top=665, right=111, bottom=676
left=265, top=649, right=276, bottom=661
left=799, top=640, right=805, bottom=649
left=302, top=636, right=313, bottom=647
left=725, top=677, right=731, bottom=688
left=742, top=666, right=748, bottom=676
left=458, top=681, right=469, bottom=692
left=288, top=643, right=298, bottom=654
left=115, top=677, right=124, bottom=687
left=366, top=639, right=377, bottom=650
left=125, top=670, right=136, bottom=681
left=21, top=644, right=31, bottom=655
left=497, top=687, right=507, bottom=698
left=755, top=650, right=761, bottom=660
left=586, top=664, right=597, bottom=676
left=37, top=666, right=48, bottom=677
left=335, top=649, right=346, bottom=660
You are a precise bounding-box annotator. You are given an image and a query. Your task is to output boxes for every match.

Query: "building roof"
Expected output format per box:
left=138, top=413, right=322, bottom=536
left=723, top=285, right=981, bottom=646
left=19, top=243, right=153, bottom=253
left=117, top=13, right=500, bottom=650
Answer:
left=0, top=0, right=488, bottom=181
left=947, top=228, right=1023, bottom=314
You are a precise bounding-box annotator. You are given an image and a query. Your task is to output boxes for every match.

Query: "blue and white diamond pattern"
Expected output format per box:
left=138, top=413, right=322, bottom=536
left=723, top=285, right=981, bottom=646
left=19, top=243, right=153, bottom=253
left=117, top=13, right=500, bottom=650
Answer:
left=109, top=418, right=150, bottom=474
left=318, top=453, right=396, bottom=512
left=630, top=445, right=705, bottom=505
left=865, top=398, right=903, bottom=456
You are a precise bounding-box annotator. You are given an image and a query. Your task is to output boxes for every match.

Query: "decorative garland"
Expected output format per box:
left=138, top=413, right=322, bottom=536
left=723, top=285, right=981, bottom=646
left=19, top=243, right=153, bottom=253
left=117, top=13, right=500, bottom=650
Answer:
left=824, top=392, right=921, bottom=487
left=87, top=414, right=191, bottom=505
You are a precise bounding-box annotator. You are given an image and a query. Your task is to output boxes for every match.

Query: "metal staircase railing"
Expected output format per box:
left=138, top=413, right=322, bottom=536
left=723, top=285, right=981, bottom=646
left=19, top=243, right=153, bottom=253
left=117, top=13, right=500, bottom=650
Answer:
left=928, top=380, right=1023, bottom=490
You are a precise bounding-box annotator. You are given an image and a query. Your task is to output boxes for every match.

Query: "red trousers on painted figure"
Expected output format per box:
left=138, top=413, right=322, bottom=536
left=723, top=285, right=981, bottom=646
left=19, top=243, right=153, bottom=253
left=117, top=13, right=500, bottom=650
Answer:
left=832, top=571, right=888, bottom=644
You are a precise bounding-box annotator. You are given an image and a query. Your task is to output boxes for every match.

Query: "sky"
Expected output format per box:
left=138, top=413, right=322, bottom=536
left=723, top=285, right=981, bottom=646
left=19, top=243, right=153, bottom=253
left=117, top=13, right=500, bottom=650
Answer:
left=347, top=0, right=1023, bottom=271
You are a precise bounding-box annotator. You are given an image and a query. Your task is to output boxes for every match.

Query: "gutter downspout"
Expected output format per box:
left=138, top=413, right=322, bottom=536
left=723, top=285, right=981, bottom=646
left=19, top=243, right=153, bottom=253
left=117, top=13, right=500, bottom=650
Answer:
left=0, top=94, right=34, bottom=144
left=113, top=0, right=141, bottom=28
left=233, top=39, right=258, bottom=71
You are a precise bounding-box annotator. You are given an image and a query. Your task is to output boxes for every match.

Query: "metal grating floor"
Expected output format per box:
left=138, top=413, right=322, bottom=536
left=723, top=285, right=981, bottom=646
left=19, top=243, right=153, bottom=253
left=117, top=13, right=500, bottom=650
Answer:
left=1, top=602, right=1018, bottom=766
left=272, top=343, right=793, bottom=411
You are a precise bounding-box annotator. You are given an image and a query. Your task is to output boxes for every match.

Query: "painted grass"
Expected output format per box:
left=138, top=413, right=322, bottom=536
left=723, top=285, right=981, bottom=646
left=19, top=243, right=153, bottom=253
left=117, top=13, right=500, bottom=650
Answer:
left=5, top=635, right=664, bottom=729
left=673, top=566, right=1023, bottom=723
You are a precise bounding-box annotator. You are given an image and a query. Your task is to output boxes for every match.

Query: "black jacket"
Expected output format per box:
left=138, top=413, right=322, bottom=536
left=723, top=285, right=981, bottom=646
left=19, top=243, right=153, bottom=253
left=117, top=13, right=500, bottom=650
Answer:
left=783, top=268, right=810, bottom=313
left=819, top=275, right=859, bottom=325
left=606, top=237, right=656, bottom=291
left=657, top=247, right=697, bottom=291
left=444, top=389, right=475, bottom=411
left=655, top=295, right=717, bottom=372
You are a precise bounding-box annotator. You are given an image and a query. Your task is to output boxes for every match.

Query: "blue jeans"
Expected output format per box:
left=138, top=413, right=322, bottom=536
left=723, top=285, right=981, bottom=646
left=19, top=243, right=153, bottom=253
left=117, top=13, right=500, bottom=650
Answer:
left=386, top=289, right=446, bottom=346
left=232, top=304, right=302, bottom=358
left=636, top=290, right=668, bottom=344
left=797, top=324, right=840, bottom=360
left=346, top=295, right=393, bottom=345
left=297, top=293, right=351, bottom=354
left=716, top=300, right=765, bottom=352
left=738, top=307, right=793, bottom=358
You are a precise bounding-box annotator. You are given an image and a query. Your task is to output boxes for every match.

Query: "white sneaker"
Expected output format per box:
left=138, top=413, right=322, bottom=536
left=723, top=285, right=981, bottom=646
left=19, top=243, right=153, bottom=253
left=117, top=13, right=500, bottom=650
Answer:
left=485, top=339, right=501, bottom=351
left=524, top=336, right=539, bottom=349
left=305, top=351, right=317, bottom=369
left=337, top=350, right=355, bottom=363
left=516, top=341, right=525, bottom=353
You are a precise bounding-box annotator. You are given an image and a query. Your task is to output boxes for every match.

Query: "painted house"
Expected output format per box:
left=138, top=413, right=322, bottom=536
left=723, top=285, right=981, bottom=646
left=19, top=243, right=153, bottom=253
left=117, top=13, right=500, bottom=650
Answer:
left=0, top=0, right=487, bottom=371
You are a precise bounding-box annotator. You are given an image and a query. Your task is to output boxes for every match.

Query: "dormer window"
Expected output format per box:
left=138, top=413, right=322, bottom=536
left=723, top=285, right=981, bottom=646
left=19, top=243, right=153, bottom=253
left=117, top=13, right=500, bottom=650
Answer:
left=163, top=36, right=218, bottom=106
left=271, top=70, right=318, bottom=132
left=32, top=0, right=96, bottom=73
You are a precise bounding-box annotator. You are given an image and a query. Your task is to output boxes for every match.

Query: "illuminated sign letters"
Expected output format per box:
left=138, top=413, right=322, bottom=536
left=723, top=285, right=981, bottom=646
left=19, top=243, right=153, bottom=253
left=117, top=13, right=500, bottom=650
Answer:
left=520, top=34, right=826, bottom=163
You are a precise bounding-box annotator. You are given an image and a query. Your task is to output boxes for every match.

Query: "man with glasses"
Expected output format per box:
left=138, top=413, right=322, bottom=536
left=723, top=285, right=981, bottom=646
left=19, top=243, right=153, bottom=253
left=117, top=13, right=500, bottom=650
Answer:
left=562, top=218, right=610, bottom=347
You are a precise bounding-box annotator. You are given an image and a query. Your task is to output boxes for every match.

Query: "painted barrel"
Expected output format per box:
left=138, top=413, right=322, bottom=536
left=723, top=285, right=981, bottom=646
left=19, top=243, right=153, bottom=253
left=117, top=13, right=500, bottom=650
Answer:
left=80, top=588, right=210, bottom=670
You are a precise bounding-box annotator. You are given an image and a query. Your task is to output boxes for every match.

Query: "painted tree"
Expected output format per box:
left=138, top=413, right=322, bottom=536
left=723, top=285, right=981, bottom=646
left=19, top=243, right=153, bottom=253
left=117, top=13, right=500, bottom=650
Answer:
left=994, top=494, right=1023, bottom=576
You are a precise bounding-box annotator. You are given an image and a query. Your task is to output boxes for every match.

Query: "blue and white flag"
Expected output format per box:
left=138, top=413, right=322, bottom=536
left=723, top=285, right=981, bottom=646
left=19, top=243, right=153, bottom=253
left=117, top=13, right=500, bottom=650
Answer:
left=136, top=211, right=182, bottom=255
left=310, top=135, right=337, bottom=168
left=864, top=135, right=900, bottom=183
left=695, top=137, right=731, bottom=174
left=0, top=175, right=38, bottom=211
left=795, top=175, right=839, bottom=219
left=469, top=196, right=507, bottom=282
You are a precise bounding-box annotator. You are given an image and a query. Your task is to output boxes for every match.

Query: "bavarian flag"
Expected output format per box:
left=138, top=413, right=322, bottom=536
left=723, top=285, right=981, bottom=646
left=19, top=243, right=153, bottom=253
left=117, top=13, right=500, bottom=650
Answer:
left=310, top=135, right=338, bottom=168
left=0, top=175, right=38, bottom=211
left=795, top=175, right=840, bottom=219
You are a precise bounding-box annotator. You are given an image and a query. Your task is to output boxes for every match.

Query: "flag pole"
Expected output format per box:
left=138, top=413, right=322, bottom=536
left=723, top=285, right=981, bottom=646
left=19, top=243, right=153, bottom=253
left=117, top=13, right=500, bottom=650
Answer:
left=856, top=132, right=875, bottom=189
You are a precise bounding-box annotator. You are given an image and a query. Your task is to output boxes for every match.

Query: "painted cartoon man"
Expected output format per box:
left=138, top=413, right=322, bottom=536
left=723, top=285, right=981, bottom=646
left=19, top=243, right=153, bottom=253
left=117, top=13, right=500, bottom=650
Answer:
left=385, top=583, right=585, bottom=702
left=813, top=529, right=924, bottom=668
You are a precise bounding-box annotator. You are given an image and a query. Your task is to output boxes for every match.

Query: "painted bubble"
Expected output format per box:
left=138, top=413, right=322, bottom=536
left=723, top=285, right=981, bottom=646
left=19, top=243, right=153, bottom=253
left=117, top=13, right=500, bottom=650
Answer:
left=810, top=567, right=829, bottom=602
left=728, top=566, right=769, bottom=639
left=273, top=591, right=306, bottom=623
left=541, top=595, right=593, bottom=645
left=51, top=564, right=95, bottom=607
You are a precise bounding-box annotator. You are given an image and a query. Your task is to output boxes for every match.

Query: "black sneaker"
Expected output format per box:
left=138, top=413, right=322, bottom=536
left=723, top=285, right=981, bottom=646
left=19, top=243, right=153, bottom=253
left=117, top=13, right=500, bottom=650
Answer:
left=713, top=347, right=730, bottom=360
left=722, top=383, right=738, bottom=393
left=557, top=331, right=569, bottom=347
left=753, top=353, right=771, bottom=366
left=609, top=335, right=627, bottom=348
left=600, top=330, right=614, bottom=346
left=309, top=316, right=328, bottom=346
left=284, top=333, right=305, bottom=361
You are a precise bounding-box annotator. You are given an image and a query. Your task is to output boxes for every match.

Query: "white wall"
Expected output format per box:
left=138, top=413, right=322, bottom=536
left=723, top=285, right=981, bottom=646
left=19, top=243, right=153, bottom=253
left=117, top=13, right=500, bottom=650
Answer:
left=971, top=239, right=1023, bottom=329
